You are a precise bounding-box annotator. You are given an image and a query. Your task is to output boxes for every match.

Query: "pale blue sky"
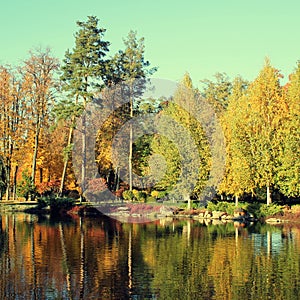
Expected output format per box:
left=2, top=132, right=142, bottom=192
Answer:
left=0, top=0, right=299, bottom=86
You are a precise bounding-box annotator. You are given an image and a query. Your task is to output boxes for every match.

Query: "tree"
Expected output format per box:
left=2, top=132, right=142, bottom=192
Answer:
left=230, top=59, right=286, bottom=204
left=60, top=16, right=110, bottom=196
left=0, top=66, right=14, bottom=200
left=22, top=48, right=59, bottom=187
left=116, top=30, right=156, bottom=191
left=0, top=66, right=28, bottom=200
left=151, top=73, right=211, bottom=206
left=218, top=77, right=253, bottom=205
left=53, top=100, right=83, bottom=194
left=200, top=72, right=233, bottom=115
left=276, top=62, right=300, bottom=197
left=97, top=30, right=156, bottom=192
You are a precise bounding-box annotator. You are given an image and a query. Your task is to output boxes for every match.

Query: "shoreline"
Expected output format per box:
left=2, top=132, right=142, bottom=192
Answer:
left=1, top=201, right=299, bottom=225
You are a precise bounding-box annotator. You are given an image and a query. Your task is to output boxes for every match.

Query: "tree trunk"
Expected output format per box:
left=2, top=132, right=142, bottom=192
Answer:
left=12, top=165, right=18, bottom=201
left=39, top=168, right=43, bottom=184
left=81, top=114, right=86, bottom=202
left=31, top=121, right=41, bottom=185
left=266, top=185, right=272, bottom=205
left=185, top=193, right=191, bottom=210
left=129, top=88, right=133, bottom=191
left=235, top=195, right=239, bottom=207
left=129, top=122, right=133, bottom=191
left=59, top=126, right=73, bottom=195
left=5, top=164, right=10, bottom=201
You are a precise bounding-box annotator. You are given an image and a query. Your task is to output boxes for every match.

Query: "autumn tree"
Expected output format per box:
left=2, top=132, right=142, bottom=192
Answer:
left=276, top=62, right=300, bottom=197
left=218, top=76, right=253, bottom=205
left=0, top=66, right=16, bottom=199
left=229, top=59, right=287, bottom=204
left=0, top=66, right=29, bottom=200
left=21, top=48, right=59, bottom=187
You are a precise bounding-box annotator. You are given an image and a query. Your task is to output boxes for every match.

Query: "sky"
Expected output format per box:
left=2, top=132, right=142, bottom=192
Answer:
left=1, top=0, right=300, bottom=87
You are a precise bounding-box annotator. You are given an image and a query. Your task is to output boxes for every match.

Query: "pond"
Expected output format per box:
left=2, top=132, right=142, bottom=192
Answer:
left=0, top=213, right=300, bottom=299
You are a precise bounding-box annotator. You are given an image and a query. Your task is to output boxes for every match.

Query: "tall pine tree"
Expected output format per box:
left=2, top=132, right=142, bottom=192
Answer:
left=59, top=16, right=110, bottom=196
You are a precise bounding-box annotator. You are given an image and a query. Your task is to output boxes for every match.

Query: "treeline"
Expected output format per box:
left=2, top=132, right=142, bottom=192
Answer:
left=214, top=61, right=300, bottom=205
left=0, top=16, right=154, bottom=201
left=0, top=15, right=299, bottom=205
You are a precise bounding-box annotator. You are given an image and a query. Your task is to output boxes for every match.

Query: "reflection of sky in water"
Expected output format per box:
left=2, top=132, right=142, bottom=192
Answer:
left=251, top=232, right=286, bottom=255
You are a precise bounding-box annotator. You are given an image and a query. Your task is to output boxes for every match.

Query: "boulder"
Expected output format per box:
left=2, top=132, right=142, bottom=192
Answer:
left=211, top=210, right=226, bottom=219
left=197, top=211, right=205, bottom=218
left=204, top=210, right=212, bottom=219
left=159, top=206, right=174, bottom=217
left=233, top=207, right=246, bottom=218
left=266, top=217, right=282, bottom=224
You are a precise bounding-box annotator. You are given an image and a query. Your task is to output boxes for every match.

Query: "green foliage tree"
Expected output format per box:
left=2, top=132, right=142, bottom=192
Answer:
left=60, top=16, right=110, bottom=196
left=151, top=73, right=211, bottom=205
left=17, top=169, right=36, bottom=200
left=116, top=31, right=156, bottom=191
left=96, top=30, right=156, bottom=193
left=200, top=72, right=233, bottom=115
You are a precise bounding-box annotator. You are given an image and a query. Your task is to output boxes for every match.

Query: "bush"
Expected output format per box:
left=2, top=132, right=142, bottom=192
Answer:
left=147, top=196, right=156, bottom=203
left=245, top=202, right=284, bottom=219
left=206, top=201, right=237, bottom=215
left=158, top=190, right=168, bottom=199
left=17, top=170, right=36, bottom=200
left=151, top=190, right=159, bottom=198
left=136, top=191, right=147, bottom=202
left=36, top=180, right=60, bottom=196
left=122, top=190, right=134, bottom=201
left=37, top=196, right=75, bottom=213
left=122, top=190, right=148, bottom=202
left=37, top=196, right=50, bottom=209
left=258, top=203, right=283, bottom=218
left=291, top=205, right=300, bottom=214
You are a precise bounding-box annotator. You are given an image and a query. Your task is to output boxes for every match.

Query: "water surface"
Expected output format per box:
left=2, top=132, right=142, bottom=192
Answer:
left=0, top=213, right=300, bottom=299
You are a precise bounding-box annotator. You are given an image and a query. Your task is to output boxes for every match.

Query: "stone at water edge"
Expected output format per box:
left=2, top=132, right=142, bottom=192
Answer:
left=159, top=206, right=174, bottom=216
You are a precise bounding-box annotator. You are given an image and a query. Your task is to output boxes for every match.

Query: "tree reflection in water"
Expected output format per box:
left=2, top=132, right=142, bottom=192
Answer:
left=0, top=214, right=300, bottom=299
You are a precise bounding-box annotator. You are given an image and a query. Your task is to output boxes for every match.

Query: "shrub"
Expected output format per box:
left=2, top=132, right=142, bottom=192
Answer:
left=291, top=205, right=300, bottom=214
left=158, top=190, right=168, bottom=199
left=136, top=191, right=147, bottom=202
left=147, top=196, right=156, bottom=203
left=151, top=190, right=159, bottom=198
left=37, top=196, right=50, bottom=209
left=122, top=190, right=148, bottom=202
left=115, top=188, right=124, bottom=198
left=132, top=189, right=139, bottom=198
left=36, top=180, right=60, bottom=196
left=17, top=170, right=36, bottom=200
left=37, top=196, right=75, bottom=212
left=206, top=201, right=237, bottom=215
left=245, top=202, right=284, bottom=219
left=258, top=203, right=283, bottom=218
left=123, top=190, right=134, bottom=201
